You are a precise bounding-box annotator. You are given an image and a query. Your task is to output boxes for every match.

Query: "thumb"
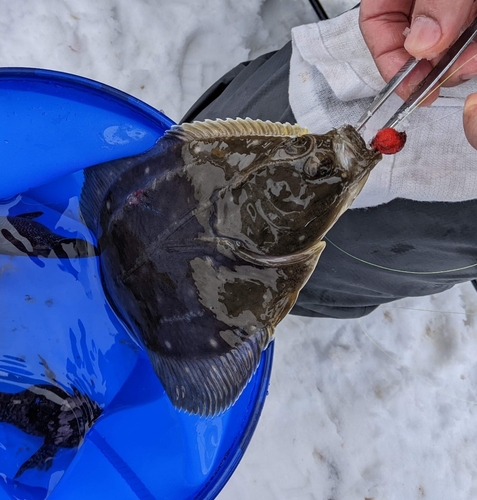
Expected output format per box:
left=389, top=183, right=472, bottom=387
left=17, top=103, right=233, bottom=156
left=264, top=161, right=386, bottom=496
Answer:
left=463, top=93, right=477, bottom=150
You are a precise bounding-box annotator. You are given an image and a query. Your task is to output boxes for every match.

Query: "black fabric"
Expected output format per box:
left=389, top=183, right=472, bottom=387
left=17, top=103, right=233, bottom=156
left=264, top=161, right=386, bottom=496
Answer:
left=308, top=0, right=329, bottom=20
left=181, top=42, right=477, bottom=319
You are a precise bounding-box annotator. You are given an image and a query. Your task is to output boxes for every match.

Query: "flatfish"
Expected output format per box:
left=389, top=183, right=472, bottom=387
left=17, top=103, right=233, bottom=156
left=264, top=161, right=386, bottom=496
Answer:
left=80, top=118, right=381, bottom=415
left=0, top=211, right=96, bottom=259
left=0, top=384, right=102, bottom=477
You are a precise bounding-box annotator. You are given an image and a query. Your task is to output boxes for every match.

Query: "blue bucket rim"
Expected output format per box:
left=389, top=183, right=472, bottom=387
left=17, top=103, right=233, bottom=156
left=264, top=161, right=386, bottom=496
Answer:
left=0, top=67, right=175, bottom=130
left=0, top=66, right=274, bottom=499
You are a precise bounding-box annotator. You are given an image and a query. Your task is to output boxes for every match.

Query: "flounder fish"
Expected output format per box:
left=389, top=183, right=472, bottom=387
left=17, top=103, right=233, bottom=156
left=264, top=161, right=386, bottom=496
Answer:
left=80, top=118, right=381, bottom=416
left=0, top=384, right=102, bottom=477
left=0, top=211, right=96, bottom=259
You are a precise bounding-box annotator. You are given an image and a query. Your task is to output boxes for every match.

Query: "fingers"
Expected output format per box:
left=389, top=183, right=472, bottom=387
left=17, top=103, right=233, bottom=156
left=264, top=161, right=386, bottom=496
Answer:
left=359, top=0, right=414, bottom=82
left=463, top=93, right=477, bottom=149
left=405, top=0, right=476, bottom=59
left=360, top=0, right=477, bottom=102
left=406, top=0, right=477, bottom=91
left=359, top=0, right=433, bottom=100
left=361, top=0, right=477, bottom=149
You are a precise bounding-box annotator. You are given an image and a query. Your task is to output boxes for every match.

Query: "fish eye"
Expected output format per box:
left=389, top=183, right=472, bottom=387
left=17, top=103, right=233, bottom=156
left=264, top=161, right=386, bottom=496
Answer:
left=304, top=156, right=334, bottom=179
left=285, top=136, right=310, bottom=155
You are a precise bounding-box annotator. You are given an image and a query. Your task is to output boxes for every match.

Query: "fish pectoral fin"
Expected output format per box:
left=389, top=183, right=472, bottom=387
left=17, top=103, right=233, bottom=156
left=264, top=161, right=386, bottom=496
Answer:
left=235, top=240, right=326, bottom=267
left=148, top=327, right=271, bottom=416
left=15, top=442, right=58, bottom=478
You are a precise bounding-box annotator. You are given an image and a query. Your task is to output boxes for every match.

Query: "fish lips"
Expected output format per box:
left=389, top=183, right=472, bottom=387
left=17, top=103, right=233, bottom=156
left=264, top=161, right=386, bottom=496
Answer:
left=334, top=125, right=382, bottom=176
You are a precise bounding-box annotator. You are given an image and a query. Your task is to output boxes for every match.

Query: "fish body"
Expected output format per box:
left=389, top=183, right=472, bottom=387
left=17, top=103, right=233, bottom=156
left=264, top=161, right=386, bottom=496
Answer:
left=0, top=384, right=102, bottom=477
left=0, top=211, right=96, bottom=259
left=80, top=118, right=381, bottom=415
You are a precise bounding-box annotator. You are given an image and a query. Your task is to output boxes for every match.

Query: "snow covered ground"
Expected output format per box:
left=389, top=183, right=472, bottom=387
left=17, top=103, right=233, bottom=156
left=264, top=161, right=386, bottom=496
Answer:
left=2, top=0, right=477, bottom=498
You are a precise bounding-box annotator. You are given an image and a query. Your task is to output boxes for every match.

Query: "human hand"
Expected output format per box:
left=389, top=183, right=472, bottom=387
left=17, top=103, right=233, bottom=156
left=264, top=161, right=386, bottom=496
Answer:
left=360, top=0, right=477, bottom=148
left=464, top=94, right=477, bottom=148
left=359, top=0, right=477, bottom=103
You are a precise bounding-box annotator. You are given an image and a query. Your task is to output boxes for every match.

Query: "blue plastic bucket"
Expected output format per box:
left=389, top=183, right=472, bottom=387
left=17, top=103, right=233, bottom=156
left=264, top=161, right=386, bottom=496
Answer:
left=0, top=68, right=273, bottom=500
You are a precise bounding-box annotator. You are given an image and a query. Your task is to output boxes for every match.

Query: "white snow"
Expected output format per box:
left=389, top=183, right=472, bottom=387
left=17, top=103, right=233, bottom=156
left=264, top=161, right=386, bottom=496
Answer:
left=2, top=0, right=477, bottom=499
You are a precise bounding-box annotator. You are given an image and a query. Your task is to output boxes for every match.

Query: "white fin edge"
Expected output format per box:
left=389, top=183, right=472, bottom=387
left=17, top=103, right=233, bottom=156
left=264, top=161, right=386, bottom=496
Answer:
left=166, top=117, right=309, bottom=141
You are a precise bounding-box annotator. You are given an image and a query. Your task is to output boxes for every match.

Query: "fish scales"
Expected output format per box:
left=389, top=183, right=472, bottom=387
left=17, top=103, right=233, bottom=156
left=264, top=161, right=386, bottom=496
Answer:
left=80, top=118, right=381, bottom=416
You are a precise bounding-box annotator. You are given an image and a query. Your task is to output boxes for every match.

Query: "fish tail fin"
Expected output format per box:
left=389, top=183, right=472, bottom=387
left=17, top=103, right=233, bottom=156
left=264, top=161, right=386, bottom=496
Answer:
left=15, top=442, right=58, bottom=478
left=1, top=228, right=32, bottom=256
left=149, top=327, right=270, bottom=416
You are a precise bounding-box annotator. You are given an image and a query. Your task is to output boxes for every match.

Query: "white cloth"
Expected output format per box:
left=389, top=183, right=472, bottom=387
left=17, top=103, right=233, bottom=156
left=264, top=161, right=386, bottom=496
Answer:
left=289, top=8, right=477, bottom=209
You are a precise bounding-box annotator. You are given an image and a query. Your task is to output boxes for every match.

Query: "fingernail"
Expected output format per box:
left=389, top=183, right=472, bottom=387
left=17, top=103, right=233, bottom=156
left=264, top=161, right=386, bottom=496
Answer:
left=404, top=16, right=442, bottom=56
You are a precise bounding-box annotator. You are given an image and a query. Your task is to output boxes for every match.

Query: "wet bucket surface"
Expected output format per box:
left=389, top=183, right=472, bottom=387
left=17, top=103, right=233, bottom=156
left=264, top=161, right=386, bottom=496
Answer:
left=0, top=69, right=273, bottom=500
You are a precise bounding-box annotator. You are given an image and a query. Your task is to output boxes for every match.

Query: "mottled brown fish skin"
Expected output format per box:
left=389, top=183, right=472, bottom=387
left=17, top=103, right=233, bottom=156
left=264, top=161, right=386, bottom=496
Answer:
left=81, top=119, right=381, bottom=416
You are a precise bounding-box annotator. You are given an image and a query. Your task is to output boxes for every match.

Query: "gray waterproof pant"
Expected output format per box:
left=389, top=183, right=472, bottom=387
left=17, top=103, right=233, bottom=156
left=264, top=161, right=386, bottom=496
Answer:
left=182, top=42, right=477, bottom=319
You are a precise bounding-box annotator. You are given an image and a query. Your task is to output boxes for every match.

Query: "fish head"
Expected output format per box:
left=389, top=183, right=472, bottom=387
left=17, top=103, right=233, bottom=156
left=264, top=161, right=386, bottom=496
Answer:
left=219, top=124, right=381, bottom=260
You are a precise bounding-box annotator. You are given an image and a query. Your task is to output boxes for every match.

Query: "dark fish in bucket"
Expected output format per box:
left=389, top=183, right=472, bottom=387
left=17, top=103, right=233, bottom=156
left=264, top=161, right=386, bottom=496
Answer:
left=0, top=384, right=102, bottom=477
left=80, top=118, right=381, bottom=416
left=0, top=212, right=96, bottom=259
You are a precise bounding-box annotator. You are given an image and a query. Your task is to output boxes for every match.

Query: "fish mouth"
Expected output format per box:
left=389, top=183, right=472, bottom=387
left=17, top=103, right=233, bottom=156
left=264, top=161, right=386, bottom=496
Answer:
left=334, top=125, right=381, bottom=172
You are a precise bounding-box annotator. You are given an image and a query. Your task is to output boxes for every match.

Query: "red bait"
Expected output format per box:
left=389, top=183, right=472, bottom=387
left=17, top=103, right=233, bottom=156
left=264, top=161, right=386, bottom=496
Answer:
left=371, top=128, right=407, bottom=155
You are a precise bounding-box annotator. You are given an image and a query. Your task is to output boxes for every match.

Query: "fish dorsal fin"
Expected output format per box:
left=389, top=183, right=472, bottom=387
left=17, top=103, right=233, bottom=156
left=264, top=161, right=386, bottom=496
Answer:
left=166, top=117, right=309, bottom=142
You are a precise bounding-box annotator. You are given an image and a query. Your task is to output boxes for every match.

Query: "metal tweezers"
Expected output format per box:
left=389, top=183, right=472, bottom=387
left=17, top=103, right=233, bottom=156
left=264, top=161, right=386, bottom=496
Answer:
left=356, top=16, right=477, bottom=131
